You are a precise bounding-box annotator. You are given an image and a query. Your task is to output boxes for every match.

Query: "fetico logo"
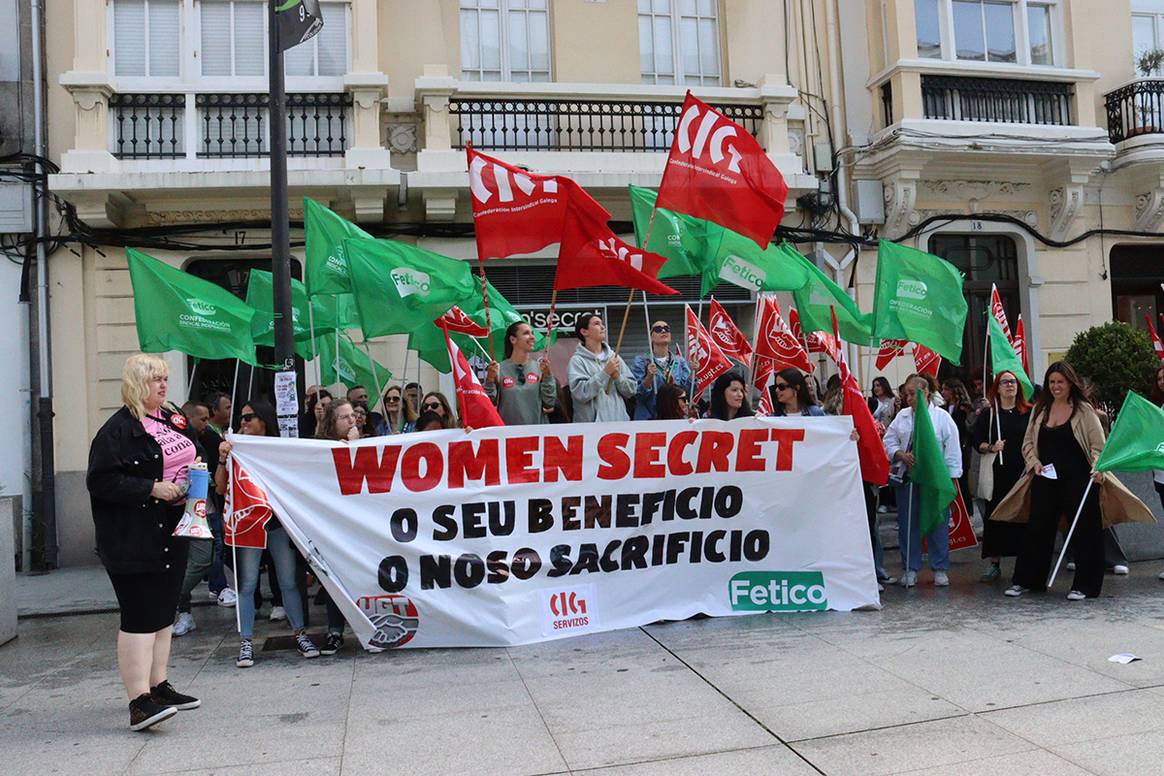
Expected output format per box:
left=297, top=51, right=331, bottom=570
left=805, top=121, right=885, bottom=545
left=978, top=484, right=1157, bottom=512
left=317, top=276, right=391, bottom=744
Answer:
left=896, top=279, right=928, bottom=300
left=1156, top=441, right=1164, bottom=455
left=390, top=268, right=431, bottom=298
left=728, top=571, right=828, bottom=612
left=186, top=298, right=217, bottom=316
left=179, top=298, right=231, bottom=332
left=718, top=254, right=764, bottom=291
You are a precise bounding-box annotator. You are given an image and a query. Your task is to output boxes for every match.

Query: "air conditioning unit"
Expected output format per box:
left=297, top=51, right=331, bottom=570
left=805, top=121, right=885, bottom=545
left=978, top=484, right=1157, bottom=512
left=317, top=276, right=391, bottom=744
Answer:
left=853, top=179, right=885, bottom=225
left=0, top=181, right=33, bottom=234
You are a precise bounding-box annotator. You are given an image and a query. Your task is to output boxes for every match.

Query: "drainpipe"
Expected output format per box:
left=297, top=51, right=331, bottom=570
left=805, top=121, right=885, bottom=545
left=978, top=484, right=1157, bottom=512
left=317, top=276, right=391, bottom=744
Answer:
left=30, top=0, right=57, bottom=569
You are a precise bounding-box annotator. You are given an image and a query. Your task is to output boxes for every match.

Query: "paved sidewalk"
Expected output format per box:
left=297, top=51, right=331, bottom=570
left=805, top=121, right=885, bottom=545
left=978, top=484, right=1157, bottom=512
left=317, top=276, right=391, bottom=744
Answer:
left=4, top=553, right=1164, bottom=775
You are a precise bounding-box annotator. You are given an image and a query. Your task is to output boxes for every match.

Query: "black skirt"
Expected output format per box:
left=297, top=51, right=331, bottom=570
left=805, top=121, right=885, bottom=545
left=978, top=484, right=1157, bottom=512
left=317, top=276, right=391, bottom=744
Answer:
left=107, top=542, right=188, bottom=633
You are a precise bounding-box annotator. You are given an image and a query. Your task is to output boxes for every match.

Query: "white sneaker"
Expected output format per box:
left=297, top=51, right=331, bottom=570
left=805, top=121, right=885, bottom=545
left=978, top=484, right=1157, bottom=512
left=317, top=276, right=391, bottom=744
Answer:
left=1113, top=565, right=1129, bottom=576
left=207, top=589, right=220, bottom=601
left=172, top=612, right=196, bottom=637
left=1066, top=590, right=1087, bottom=601
left=1066, top=561, right=1076, bottom=571
left=933, top=571, right=950, bottom=587
left=269, top=606, right=286, bottom=622
left=217, top=587, right=238, bottom=607
left=1004, top=585, right=1027, bottom=597
left=901, top=571, right=918, bottom=588
left=1158, top=571, right=1164, bottom=581
left=877, top=505, right=889, bottom=514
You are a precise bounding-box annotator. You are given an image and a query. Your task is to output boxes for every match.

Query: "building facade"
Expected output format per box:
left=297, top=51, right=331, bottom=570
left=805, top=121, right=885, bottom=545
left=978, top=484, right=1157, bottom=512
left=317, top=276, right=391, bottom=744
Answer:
left=35, top=0, right=1163, bottom=565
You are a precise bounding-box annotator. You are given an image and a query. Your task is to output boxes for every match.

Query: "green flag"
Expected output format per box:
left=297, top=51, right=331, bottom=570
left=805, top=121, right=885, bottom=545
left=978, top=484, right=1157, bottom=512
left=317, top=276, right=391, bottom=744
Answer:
left=987, top=313, right=1034, bottom=400
left=303, top=197, right=373, bottom=297
left=412, top=281, right=542, bottom=373
left=344, top=239, right=477, bottom=339
left=1094, top=392, right=1164, bottom=473
left=792, top=253, right=875, bottom=345
left=629, top=185, right=717, bottom=280
left=701, top=235, right=814, bottom=298
left=872, top=241, right=968, bottom=364
left=911, top=400, right=958, bottom=536
left=316, top=333, right=393, bottom=392
left=126, top=248, right=260, bottom=364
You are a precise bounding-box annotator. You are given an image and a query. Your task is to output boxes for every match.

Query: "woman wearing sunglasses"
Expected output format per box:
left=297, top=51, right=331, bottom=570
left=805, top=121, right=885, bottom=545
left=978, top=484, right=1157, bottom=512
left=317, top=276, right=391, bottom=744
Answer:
left=215, top=399, right=318, bottom=667
left=770, top=368, right=825, bottom=417
left=485, top=320, right=557, bottom=426
left=377, top=385, right=415, bottom=435
left=419, top=391, right=457, bottom=430
left=655, top=383, right=692, bottom=421
left=631, top=320, right=691, bottom=420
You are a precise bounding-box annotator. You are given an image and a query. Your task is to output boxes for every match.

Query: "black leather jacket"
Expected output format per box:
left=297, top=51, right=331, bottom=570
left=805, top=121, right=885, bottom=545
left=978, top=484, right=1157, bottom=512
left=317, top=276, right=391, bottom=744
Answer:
left=87, top=405, right=203, bottom=573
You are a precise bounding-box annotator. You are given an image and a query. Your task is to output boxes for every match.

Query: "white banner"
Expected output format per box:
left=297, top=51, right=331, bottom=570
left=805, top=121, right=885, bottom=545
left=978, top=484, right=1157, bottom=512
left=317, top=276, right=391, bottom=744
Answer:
left=228, top=417, right=880, bottom=649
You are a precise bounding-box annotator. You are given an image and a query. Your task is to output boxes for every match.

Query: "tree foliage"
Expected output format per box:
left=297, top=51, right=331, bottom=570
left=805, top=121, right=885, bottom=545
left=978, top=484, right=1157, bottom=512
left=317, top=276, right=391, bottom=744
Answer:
left=1065, top=321, right=1158, bottom=412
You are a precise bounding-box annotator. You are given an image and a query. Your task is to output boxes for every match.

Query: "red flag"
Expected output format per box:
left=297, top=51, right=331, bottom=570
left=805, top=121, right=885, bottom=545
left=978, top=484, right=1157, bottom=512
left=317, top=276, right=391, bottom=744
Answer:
left=225, top=458, right=273, bottom=549
left=435, top=305, right=490, bottom=337
left=823, top=308, right=890, bottom=486
left=914, top=344, right=942, bottom=377
left=752, top=355, right=776, bottom=396
left=656, top=92, right=788, bottom=248
left=1014, top=315, right=1030, bottom=374
left=947, top=486, right=979, bottom=551
left=708, top=298, right=753, bottom=367
left=989, top=283, right=1012, bottom=344
left=685, top=305, right=732, bottom=396
left=875, top=339, right=907, bottom=370
left=789, top=306, right=828, bottom=354
left=1147, top=314, right=1164, bottom=362
left=755, top=381, right=775, bottom=416
left=443, top=323, right=504, bottom=428
left=467, top=146, right=608, bottom=259
left=554, top=189, right=678, bottom=296
left=753, top=296, right=812, bottom=373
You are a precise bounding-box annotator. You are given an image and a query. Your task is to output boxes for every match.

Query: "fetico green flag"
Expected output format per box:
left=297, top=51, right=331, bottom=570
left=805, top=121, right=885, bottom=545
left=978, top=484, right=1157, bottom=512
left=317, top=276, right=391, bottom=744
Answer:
left=911, top=401, right=958, bottom=537
left=987, top=313, right=1034, bottom=400
left=629, top=185, right=716, bottom=280
left=127, top=248, right=260, bottom=364
left=343, top=239, right=477, bottom=339
left=303, top=197, right=373, bottom=297
left=316, top=334, right=392, bottom=391
left=872, top=241, right=968, bottom=364
left=1094, top=392, right=1164, bottom=473
left=701, top=234, right=813, bottom=298
left=792, top=254, right=875, bottom=345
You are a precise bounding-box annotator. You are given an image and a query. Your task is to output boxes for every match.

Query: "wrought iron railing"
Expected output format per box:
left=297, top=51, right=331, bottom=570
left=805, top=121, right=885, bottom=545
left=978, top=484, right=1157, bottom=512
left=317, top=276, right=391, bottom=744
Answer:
left=1104, top=79, right=1164, bottom=143
left=921, top=75, right=1073, bottom=125
left=448, top=97, right=764, bottom=151
left=110, top=92, right=352, bottom=160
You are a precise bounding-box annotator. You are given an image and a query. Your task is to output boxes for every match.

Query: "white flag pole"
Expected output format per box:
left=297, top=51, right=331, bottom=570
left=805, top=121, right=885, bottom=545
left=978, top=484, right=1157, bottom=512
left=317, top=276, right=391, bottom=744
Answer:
left=994, top=397, right=1003, bottom=466
left=307, top=301, right=321, bottom=390
left=1047, top=477, right=1097, bottom=590
left=361, top=338, right=385, bottom=423
left=228, top=360, right=240, bottom=433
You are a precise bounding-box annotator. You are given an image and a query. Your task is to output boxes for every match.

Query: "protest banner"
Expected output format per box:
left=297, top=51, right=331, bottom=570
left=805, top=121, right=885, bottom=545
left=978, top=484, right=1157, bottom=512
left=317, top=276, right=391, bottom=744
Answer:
left=227, top=417, right=880, bottom=649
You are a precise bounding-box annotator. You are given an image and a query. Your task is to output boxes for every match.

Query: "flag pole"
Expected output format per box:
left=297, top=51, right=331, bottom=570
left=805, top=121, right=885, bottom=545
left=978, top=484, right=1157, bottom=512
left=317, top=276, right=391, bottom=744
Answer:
left=186, top=358, right=199, bottom=401
left=1047, top=477, right=1097, bottom=589
left=361, top=338, right=385, bottom=423
left=478, top=261, right=495, bottom=362
left=994, top=397, right=1003, bottom=466
left=982, top=308, right=990, bottom=402
left=613, top=287, right=637, bottom=354
left=906, top=480, right=915, bottom=587
left=334, top=325, right=340, bottom=391
left=246, top=364, right=255, bottom=401
left=544, top=289, right=559, bottom=355
left=228, top=360, right=240, bottom=432
left=307, top=301, right=320, bottom=390
left=615, top=207, right=659, bottom=354
left=398, top=346, right=410, bottom=432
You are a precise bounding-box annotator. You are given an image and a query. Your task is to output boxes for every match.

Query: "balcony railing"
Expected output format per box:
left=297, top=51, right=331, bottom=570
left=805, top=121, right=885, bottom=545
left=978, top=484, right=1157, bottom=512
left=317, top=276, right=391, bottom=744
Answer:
left=447, top=97, right=764, bottom=152
left=109, top=92, right=352, bottom=160
left=921, top=75, right=1072, bottom=125
left=1104, top=79, right=1164, bottom=143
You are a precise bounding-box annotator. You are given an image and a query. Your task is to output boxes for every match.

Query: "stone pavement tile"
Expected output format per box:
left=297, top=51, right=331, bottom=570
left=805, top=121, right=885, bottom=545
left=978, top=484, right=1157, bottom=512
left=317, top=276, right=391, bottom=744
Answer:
left=551, top=711, right=775, bottom=771
left=350, top=647, right=521, bottom=688
left=745, top=686, right=964, bottom=742
left=342, top=702, right=568, bottom=776
left=1049, top=729, right=1164, bottom=776
left=5, top=738, right=147, bottom=776
left=982, top=688, right=1164, bottom=747
left=788, top=715, right=1033, bottom=776
left=347, top=678, right=535, bottom=725
left=641, top=612, right=808, bottom=650
left=132, top=755, right=343, bottom=776
left=571, top=744, right=819, bottom=775
left=890, top=747, right=1095, bottom=775
left=506, top=627, right=671, bottom=679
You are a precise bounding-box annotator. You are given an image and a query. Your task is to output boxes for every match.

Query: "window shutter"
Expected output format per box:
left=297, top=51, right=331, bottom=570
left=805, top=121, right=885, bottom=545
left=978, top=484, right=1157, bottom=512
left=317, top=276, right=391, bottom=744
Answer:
left=200, top=1, right=233, bottom=76
left=316, top=2, right=348, bottom=76
left=114, top=0, right=147, bottom=77
left=149, top=0, right=181, bottom=77
left=232, top=1, right=266, bottom=77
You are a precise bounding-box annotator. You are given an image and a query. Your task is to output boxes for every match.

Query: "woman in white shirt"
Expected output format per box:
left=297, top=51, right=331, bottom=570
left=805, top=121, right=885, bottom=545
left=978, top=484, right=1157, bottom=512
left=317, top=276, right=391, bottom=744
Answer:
left=883, top=374, right=964, bottom=588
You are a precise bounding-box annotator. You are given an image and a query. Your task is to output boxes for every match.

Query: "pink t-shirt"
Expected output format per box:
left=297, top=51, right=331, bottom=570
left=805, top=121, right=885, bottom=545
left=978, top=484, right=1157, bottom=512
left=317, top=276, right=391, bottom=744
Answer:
left=142, top=415, right=197, bottom=486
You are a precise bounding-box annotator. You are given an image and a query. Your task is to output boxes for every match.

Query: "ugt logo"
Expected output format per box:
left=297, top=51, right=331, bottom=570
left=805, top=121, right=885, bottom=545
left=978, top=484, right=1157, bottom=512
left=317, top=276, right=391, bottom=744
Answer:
left=357, top=595, right=420, bottom=648
left=676, top=103, right=743, bottom=173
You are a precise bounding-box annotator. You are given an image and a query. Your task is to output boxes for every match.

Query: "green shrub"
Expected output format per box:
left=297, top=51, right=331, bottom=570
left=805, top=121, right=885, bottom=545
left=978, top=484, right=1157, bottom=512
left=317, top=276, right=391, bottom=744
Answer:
left=1064, top=321, right=1157, bottom=412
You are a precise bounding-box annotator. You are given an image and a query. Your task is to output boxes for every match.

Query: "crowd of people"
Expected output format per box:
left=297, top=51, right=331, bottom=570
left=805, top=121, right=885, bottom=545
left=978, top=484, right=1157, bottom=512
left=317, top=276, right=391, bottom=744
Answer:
left=86, top=319, right=1164, bottom=731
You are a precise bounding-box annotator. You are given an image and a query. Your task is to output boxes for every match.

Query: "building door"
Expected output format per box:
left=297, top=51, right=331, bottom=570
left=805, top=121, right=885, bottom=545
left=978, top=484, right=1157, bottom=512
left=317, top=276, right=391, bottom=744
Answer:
left=1110, top=244, right=1164, bottom=337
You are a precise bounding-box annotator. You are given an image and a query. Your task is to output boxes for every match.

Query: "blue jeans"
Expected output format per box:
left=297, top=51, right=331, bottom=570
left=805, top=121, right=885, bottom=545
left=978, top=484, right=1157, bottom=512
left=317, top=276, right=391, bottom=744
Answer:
left=207, top=508, right=229, bottom=594
left=322, top=588, right=346, bottom=636
left=235, top=526, right=306, bottom=640
left=895, top=483, right=950, bottom=572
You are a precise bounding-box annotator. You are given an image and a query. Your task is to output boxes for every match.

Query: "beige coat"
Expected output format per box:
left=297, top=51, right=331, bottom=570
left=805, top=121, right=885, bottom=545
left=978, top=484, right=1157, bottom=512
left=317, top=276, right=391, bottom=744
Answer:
left=991, top=400, right=1156, bottom=529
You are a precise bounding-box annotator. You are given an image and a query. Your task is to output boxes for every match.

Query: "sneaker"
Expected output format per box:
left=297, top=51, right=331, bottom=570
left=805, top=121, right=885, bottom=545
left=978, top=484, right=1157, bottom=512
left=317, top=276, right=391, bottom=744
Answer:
left=295, top=633, right=320, bottom=659
left=1066, top=590, right=1087, bottom=601
left=879, top=574, right=898, bottom=585
left=878, top=582, right=885, bottom=592
left=172, top=612, right=195, bottom=637
left=269, top=606, right=286, bottom=622
left=217, top=587, right=238, bottom=607
left=1159, top=571, right=1164, bottom=581
left=934, top=571, right=950, bottom=587
left=129, top=693, right=177, bottom=731
left=1066, top=561, right=1076, bottom=571
left=901, top=571, right=918, bottom=588
left=236, top=639, right=254, bottom=668
left=149, top=680, right=201, bottom=710
left=321, top=632, right=344, bottom=656
left=1004, top=585, right=1027, bottom=597
left=208, top=589, right=221, bottom=601
left=877, top=505, right=889, bottom=514
left=1113, top=564, right=1129, bottom=576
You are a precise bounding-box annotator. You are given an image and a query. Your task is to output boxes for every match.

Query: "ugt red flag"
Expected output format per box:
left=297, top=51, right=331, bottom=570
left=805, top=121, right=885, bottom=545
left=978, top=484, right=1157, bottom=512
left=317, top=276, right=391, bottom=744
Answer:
left=823, top=308, right=890, bottom=486
left=789, top=306, right=828, bottom=354
left=754, top=295, right=812, bottom=373
left=656, top=92, right=788, bottom=249
left=685, top=304, right=732, bottom=396
left=989, top=283, right=1012, bottom=343
left=1014, top=315, right=1030, bottom=373
left=225, top=458, right=273, bottom=549
left=1147, top=314, right=1164, bottom=362
left=708, top=298, right=753, bottom=367
left=914, top=344, right=942, bottom=377
left=443, top=323, right=504, bottom=428
left=555, top=187, right=678, bottom=296
left=948, top=486, right=979, bottom=551
left=435, top=305, right=489, bottom=337
left=875, top=339, right=907, bottom=369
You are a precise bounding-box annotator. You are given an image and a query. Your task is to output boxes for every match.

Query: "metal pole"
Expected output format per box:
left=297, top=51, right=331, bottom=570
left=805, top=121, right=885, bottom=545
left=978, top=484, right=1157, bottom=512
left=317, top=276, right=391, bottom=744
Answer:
left=1048, top=478, right=1096, bottom=590
left=268, top=0, right=295, bottom=374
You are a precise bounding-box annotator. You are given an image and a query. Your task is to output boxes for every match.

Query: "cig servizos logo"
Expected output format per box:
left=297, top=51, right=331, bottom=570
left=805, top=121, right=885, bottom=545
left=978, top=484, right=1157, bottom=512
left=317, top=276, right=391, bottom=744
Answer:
left=390, top=268, right=431, bottom=298
left=728, top=571, right=828, bottom=611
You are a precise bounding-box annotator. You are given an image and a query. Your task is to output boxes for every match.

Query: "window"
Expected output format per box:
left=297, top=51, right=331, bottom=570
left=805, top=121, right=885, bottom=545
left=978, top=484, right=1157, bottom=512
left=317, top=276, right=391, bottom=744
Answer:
left=200, top=1, right=266, bottom=78
left=285, top=3, right=350, bottom=77
left=1133, top=2, right=1164, bottom=75
left=639, top=0, right=721, bottom=86
left=459, top=0, right=551, bottom=82
left=914, top=0, right=1059, bottom=66
left=113, top=0, right=181, bottom=77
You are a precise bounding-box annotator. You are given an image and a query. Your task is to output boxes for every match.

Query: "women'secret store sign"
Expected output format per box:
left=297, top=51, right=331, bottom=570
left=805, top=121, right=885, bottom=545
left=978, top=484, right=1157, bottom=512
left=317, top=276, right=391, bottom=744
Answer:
left=227, top=417, right=880, bottom=649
